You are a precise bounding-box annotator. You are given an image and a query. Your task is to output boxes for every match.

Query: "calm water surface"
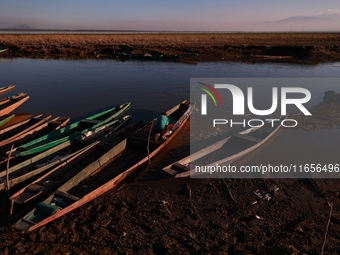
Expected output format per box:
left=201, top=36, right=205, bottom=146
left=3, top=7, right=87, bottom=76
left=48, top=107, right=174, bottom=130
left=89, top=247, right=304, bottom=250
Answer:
left=0, top=59, right=339, bottom=170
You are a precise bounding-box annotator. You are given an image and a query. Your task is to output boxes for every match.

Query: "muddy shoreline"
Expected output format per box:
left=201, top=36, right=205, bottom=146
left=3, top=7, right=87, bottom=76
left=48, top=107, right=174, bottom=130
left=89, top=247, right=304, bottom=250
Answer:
left=1, top=33, right=340, bottom=63
left=0, top=93, right=339, bottom=254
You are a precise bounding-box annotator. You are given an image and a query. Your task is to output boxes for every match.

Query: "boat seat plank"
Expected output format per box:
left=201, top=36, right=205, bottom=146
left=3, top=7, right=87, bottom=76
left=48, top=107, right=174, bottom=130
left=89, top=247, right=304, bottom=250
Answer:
left=164, top=163, right=189, bottom=176
left=25, top=183, right=44, bottom=193
left=21, top=218, right=37, bottom=225
left=81, top=119, right=100, bottom=124
left=55, top=190, right=80, bottom=202
left=171, top=162, right=189, bottom=173
left=163, top=168, right=177, bottom=176
left=15, top=190, right=44, bottom=204
left=49, top=120, right=63, bottom=125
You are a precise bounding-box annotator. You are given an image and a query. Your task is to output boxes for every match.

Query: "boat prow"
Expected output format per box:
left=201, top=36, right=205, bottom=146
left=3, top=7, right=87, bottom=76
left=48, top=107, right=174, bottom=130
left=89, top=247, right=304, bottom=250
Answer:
left=0, top=93, right=30, bottom=117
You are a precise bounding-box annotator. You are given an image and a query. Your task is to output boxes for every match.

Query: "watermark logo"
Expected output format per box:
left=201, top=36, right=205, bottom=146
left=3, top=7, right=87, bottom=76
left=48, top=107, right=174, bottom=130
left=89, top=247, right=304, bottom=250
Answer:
left=200, top=83, right=311, bottom=116
left=197, top=82, right=223, bottom=115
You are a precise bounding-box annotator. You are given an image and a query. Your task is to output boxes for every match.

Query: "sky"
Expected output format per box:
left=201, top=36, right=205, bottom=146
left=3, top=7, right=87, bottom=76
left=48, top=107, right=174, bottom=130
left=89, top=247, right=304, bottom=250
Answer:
left=1, top=0, right=340, bottom=31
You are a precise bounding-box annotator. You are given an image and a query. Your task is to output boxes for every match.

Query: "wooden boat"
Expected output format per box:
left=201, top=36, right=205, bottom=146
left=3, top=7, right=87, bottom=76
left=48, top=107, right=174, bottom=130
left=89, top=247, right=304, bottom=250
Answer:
left=0, top=114, right=15, bottom=127
left=0, top=85, right=15, bottom=96
left=9, top=141, right=101, bottom=211
left=0, top=114, right=51, bottom=150
left=163, top=117, right=286, bottom=178
left=0, top=114, right=50, bottom=138
left=11, top=102, right=131, bottom=157
left=0, top=115, right=131, bottom=192
left=0, top=116, right=70, bottom=164
left=0, top=113, right=33, bottom=131
left=1, top=140, right=97, bottom=192
left=0, top=93, right=29, bottom=117
left=8, top=115, right=131, bottom=212
left=14, top=100, right=193, bottom=233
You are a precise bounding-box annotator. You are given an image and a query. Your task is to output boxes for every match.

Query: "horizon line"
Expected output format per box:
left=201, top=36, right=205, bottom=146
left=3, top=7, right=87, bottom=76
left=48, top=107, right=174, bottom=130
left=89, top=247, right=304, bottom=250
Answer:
left=1, top=28, right=340, bottom=34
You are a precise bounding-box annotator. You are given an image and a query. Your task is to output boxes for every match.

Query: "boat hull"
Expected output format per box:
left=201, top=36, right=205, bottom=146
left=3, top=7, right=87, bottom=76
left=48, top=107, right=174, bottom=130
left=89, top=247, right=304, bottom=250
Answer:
left=163, top=117, right=285, bottom=178
left=0, top=93, right=29, bottom=117
left=11, top=102, right=131, bottom=157
left=14, top=101, right=193, bottom=232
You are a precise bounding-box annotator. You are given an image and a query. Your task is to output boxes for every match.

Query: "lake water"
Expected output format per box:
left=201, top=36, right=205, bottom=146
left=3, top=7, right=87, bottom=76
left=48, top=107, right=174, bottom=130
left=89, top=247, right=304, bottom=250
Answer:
left=0, top=58, right=340, bottom=177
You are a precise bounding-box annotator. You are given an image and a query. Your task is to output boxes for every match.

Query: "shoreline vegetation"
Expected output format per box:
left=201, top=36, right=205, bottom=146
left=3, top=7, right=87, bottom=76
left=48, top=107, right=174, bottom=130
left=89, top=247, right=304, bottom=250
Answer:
left=1, top=33, right=340, bottom=63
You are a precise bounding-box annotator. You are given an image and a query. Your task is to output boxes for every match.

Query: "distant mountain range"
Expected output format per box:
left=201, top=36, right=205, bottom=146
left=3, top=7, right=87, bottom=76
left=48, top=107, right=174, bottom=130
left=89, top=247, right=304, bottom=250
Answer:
left=0, top=22, right=34, bottom=30
left=276, top=13, right=340, bottom=23
left=1, top=13, right=339, bottom=32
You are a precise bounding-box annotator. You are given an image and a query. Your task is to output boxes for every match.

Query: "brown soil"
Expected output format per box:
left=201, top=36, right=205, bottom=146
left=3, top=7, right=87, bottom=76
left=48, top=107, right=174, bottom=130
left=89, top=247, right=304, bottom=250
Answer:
left=0, top=168, right=339, bottom=255
left=1, top=33, right=340, bottom=64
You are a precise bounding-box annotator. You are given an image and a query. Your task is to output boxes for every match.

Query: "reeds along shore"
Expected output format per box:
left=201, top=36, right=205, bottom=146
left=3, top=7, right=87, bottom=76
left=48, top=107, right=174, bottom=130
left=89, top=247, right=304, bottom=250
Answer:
left=1, top=33, right=340, bottom=62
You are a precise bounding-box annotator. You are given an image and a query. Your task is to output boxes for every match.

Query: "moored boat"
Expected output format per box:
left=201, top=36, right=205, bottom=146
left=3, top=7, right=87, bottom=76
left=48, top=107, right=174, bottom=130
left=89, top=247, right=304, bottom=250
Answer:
left=0, top=115, right=131, bottom=193
left=163, top=117, right=286, bottom=178
left=9, top=141, right=101, bottom=213
left=0, top=113, right=33, bottom=132
left=1, top=140, right=97, bottom=192
left=0, top=114, right=15, bottom=127
left=0, top=114, right=52, bottom=151
left=14, top=100, right=193, bottom=233
left=0, top=116, right=70, bottom=164
left=0, top=85, right=15, bottom=96
left=10, top=102, right=131, bottom=157
left=0, top=93, right=30, bottom=117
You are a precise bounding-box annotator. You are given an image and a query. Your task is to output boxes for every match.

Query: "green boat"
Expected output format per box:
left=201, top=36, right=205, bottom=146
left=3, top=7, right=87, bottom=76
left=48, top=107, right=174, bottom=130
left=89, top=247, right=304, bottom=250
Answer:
left=0, top=114, right=131, bottom=192
left=0, top=49, right=9, bottom=53
left=0, top=114, right=15, bottom=127
left=11, top=102, right=131, bottom=157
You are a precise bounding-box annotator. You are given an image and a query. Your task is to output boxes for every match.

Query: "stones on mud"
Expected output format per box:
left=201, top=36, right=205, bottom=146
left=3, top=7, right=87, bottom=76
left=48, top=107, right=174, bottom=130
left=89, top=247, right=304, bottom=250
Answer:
left=100, top=218, right=112, bottom=228
left=286, top=244, right=303, bottom=255
left=255, top=215, right=265, bottom=220
left=160, top=200, right=168, bottom=205
left=253, top=189, right=273, bottom=201
left=249, top=200, right=258, bottom=206
left=253, top=184, right=279, bottom=202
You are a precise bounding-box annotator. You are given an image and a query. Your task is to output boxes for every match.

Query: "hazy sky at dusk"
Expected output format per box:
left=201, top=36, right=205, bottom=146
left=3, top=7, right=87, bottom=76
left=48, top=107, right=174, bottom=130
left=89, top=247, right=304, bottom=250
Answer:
left=1, top=0, right=339, bottom=31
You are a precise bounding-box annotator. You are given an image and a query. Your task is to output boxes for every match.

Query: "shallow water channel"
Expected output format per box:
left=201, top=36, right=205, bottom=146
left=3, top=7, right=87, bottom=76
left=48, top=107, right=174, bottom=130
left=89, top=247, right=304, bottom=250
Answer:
left=0, top=58, right=339, bottom=178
